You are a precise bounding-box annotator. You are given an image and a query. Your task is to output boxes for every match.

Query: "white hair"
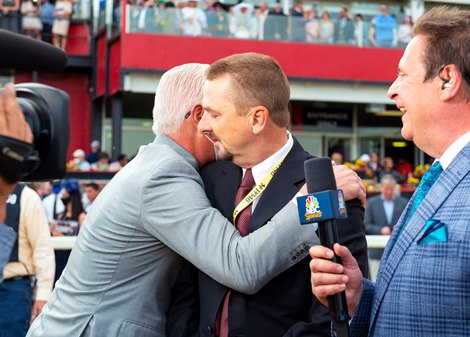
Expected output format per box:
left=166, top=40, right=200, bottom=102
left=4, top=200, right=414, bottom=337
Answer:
left=152, top=63, right=209, bottom=135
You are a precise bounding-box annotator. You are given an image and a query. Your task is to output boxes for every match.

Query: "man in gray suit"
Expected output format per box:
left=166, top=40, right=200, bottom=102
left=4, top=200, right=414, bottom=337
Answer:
left=28, top=63, right=364, bottom=337
left=364, top=174, right=408, bottom=280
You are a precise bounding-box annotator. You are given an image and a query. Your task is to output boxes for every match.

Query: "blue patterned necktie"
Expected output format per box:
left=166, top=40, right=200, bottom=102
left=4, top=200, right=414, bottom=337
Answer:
left=405, top=161, right=443, bottom=224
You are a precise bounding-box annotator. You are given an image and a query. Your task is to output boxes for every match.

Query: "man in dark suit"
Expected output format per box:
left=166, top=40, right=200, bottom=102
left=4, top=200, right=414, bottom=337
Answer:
left=364, top=174, right=408, bottom=280
left=167, top=52, right=369, bottom=337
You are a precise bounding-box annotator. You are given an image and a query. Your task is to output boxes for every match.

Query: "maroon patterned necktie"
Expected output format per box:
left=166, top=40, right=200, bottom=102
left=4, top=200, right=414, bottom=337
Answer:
left=218, top=169, right=255, bottom=337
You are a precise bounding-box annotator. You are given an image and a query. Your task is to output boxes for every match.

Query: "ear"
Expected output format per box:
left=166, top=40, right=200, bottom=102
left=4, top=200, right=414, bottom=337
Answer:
left=248, top=106, right=269, bottom=135
left=439, top=64, right=462, bottom=101
left=189, top=104, right=204, bottom=126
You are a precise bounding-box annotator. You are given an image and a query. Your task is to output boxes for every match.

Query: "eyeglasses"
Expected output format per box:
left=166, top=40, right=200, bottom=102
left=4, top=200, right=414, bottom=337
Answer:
left=184, top=111, right=191, bottom=119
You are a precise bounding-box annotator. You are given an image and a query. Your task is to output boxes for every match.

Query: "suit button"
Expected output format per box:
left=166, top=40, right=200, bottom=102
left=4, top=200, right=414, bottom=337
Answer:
left=207, top=325, right=213, bottom=333
left=291, top=256, right=297, bottom=261
left=296, top=251, right=301, bottom=257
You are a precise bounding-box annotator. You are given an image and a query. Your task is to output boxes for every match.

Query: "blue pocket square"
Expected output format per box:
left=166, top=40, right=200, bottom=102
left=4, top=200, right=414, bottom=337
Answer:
left=417, top=219, right=447, bottom=245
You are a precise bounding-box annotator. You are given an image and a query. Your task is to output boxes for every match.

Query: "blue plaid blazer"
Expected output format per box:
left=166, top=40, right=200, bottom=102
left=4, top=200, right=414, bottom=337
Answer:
left=348, top=141, right=470, bottom=337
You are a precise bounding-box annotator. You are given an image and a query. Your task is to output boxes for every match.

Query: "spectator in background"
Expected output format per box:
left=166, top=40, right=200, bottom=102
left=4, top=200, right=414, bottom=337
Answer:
left=318, top=10, right=334, bottom=44
left=90, top=151, right=110, bottom=171
left=205, top=1, right=229, bottom=37
left=181, top=0, right=207, bottom=36
left=335, top=6, right=354, bottom=45
left=52, top=0, right=72, bottom=49
left=264, top=2, right=287, bottom=41
left=1, top=184, right=55, bottom=335
left=85, top=140, right=101, bottom=164
left=50, top=179, right=85, bottom=283
left=289, top=0, right=304, bottom=42
left=230, top=2, right=256, bottom=39
left=396, top=157, right=413, bottom=180
left=41, top=182, right=65, bottom=222
left=365, top=174, right=408, bottom=280
left=397, top=15, right=412, bottom=48
left=40, top=0, right=54, bottom=43
left=56, top=179, right=86, bottom=228
left=355, top=153, right=373, bottom=179
left=68, top=148, right=91, bottom=171
left=21, top=0, right=42, bottom=39
left=378, top=156, right=404, bottom=184
left=109, top=153, right=129, bottom=172
left=255, top=1, right=269, bottom=40
left=368, top=151, right=383, bottom=180
left=125, top=0, right=140, bottom=32
left=157, top=1, right=184, bottom=35
left=369, top=3, right=397, bottom=48
left=82, top=182, right=101, bottom=213
left=137, top=0, right=158, bottom=33
left=354, top=13, right=365, bottom=47
left=331, top=151, right=343, bottom=165
left=0, top=0, right=21, bottom=33
left=304, top=5, right=319, bottom=43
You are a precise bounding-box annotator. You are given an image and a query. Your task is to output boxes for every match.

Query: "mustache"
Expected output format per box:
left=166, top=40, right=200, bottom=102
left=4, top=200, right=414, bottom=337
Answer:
left=202, top=132, right=218, bottom=144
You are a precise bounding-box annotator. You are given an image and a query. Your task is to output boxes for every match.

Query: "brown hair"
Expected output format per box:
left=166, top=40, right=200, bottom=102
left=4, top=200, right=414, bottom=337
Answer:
left=412, top=6, right=470, bottom=94
left=205, top=53, right=291, bottom=127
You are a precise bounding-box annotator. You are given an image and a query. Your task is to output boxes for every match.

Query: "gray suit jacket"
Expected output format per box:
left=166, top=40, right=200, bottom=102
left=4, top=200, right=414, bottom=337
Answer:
left=27, top=135, right=318, bottom=337
left=365, top=195, right=408, bottom=259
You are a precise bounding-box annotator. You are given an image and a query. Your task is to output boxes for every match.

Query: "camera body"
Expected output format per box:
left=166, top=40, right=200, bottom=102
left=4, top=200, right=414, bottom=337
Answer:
left=0, top=83, right=70, bottom=181
left=0, top=28, right=70, bottom=182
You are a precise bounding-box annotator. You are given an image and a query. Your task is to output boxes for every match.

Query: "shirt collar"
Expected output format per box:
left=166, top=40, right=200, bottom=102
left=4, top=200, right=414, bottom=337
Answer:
left=242, top=131, right=293, bottom=184
left=436, top=129, right=470, bottom=170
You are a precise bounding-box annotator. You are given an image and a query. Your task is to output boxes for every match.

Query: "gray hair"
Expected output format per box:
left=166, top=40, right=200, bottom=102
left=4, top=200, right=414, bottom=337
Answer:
left=152, top=63, right=209, bottom=135
left=380, top=174, right=397, bottom=186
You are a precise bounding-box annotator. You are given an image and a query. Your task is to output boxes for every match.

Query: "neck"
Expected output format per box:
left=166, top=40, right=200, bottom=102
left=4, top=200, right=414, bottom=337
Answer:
left=420, top=107, right=470, bottom=158
left=237, top=126, right=288, bottom=169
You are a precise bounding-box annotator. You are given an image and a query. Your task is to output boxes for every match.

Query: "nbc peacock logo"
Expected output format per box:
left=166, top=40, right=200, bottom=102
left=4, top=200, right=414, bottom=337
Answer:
left=305, top=195, right=322, bottom=220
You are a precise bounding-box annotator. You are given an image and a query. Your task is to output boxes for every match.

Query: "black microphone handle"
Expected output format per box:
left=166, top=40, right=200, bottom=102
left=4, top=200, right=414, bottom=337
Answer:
left=304, top=158, right=350, bottom=336
left=317, top=220, right=350, bottom=324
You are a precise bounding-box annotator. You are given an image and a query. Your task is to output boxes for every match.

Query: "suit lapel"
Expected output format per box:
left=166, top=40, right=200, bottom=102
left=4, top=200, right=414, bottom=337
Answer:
left=251, top=138, right=309, bottom=232
left=370, top=142, right=470, bottom=331
left=214, top=163, right=243, bottom=222
left=376, top=203, right=388, bottom=226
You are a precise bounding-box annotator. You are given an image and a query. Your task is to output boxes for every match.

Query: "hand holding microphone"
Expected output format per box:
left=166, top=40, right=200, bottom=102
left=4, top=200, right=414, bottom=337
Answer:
left=297, top=157, right=350, bottom=336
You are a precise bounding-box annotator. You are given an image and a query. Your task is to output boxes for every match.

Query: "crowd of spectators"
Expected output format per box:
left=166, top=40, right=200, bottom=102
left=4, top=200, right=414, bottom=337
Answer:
left=0, top=0, right=72, bottom=48
left=67, top=140, right=130, bottom=172
left=1, top=0, right=413, bottom=49
left=331, top=150, right=428, bottom=188
left=126, top=0, right=413, bottom=48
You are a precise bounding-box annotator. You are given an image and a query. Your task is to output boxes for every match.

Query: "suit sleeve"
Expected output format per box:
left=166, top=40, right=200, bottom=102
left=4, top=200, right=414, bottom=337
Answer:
left=337, top=198, right=369, bottom=277
left=348, top=278, right=375, bottom=337
left=141, top=157, right=319, bottom=294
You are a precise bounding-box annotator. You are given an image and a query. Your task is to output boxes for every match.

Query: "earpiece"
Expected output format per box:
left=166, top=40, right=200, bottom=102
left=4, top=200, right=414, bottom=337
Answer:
left=442, top=81, right=452, bottom=89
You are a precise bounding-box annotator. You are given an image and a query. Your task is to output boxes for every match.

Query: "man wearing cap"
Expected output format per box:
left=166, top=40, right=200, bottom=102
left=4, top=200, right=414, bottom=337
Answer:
left=69, top=148, right=91, bottom=171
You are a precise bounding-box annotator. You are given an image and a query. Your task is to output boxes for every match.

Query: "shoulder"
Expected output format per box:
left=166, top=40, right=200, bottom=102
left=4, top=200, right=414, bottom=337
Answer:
left=20, top=185, right=41, bottom=203
left=367, top=195, right=382, bottom=204
left=200, top=160, right=238, bottom=183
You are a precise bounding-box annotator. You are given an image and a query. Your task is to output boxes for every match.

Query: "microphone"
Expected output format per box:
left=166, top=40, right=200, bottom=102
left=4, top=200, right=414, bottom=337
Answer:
left=297, top=157, right=350, bottom=336
left=0, top=29, right=68, bottom=71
